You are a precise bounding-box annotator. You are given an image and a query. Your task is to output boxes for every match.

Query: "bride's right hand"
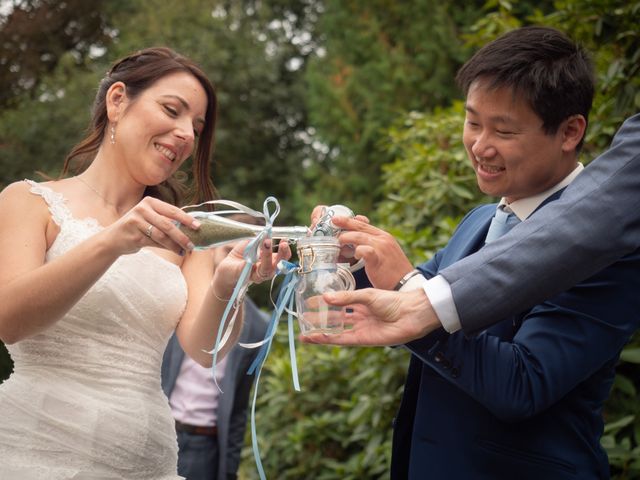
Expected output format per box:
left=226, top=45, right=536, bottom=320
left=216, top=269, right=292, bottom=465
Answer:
left=103, top=197, right=200, bottom=256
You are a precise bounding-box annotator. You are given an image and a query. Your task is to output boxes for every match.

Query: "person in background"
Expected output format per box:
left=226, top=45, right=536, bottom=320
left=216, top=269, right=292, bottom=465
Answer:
left=162, top=213, right=269, bottom=480
left=309, top=26, right=640, bottom=479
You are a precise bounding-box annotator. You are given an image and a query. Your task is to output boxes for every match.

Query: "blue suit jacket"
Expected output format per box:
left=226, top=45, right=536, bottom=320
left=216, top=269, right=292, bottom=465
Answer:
left=161, top=298, right=268, bottom=479
left=391, top=195, right=640, bottom=479
left=441, top=113, right=640, bottom=334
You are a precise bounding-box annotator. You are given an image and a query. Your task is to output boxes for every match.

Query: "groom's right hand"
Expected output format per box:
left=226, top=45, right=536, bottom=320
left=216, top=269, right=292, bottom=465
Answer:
left=300, top=288, right=440, bottom=346
left=330, top=216, right=415, bottom=290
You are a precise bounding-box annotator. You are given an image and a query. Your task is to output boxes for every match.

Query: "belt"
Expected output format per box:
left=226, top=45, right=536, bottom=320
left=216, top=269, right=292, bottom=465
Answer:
left=175, top=420, right=218, bottom=437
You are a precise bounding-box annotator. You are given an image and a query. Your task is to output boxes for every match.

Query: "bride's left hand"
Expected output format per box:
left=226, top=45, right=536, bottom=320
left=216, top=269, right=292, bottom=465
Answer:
left=212, top=238, right=291, bottom=298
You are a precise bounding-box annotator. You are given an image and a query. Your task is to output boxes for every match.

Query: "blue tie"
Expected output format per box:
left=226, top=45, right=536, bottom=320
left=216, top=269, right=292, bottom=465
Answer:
left=485, top=206, right=520, bottom=243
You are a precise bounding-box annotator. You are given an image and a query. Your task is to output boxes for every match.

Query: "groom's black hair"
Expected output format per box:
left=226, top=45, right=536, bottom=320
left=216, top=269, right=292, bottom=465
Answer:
left=456, top=26, right=594, bottom=151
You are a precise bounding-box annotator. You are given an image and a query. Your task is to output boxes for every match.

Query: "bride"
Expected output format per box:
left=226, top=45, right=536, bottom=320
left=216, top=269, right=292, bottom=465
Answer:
left=0, top=47, right=289, bottom=479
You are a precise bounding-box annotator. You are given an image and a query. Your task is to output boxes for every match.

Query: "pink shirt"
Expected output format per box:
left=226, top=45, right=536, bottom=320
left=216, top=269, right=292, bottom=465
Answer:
left=169, top=354, right=227, bottom=427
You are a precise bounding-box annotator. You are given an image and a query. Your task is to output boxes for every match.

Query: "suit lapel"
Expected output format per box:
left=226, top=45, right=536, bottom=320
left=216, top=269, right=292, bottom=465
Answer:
left=218, top=343, right=241, bottom=399
left=217, top=318, right=252, bottom=413
left=438, top=205, right=496, bottom=269
left=439, top=189, right=565, bottom=270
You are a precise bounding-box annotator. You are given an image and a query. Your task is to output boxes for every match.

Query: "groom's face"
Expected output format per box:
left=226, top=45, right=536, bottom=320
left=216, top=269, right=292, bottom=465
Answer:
left=463, top=79, right=577, bottom=203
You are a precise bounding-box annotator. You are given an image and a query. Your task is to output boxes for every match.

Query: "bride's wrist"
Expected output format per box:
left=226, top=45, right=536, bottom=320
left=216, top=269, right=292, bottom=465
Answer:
left=210, top=266, right=235, bottom=301
left=211, top=286, right=232, bottom=303
left=210, top=279, right=234, bottom=303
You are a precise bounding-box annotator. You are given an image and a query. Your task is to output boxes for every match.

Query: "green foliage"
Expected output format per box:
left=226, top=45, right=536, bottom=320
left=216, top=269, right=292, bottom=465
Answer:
left=0, top=0, right=114, bottom=108
left=601, top=336, right=640, bottom=478
left=303, top=0, right=485, bottom=215
left=0, top=53, right=100, bottom=186
left=0, top=342, right=12, bottom=384
left=377, top=103, right=490, bottom=262
left=240, top=331, right=409, bottom=479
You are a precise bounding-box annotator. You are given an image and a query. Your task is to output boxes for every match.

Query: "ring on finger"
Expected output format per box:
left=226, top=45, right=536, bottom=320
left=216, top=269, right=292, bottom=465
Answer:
left=145, top=224, right=154, bottom=238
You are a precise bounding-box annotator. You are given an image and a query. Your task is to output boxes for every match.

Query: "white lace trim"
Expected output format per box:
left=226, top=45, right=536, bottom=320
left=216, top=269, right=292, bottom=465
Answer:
left=24, top=179, right=73, bottom=227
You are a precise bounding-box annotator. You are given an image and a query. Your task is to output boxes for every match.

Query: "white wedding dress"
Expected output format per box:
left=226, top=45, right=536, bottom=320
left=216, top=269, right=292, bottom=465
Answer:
left=0, top=181, right=188, bottom=479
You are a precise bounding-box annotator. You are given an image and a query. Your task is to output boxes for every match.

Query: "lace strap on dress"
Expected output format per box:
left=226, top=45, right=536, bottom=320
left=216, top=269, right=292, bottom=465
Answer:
left=24, top=179, right=72, bottom=227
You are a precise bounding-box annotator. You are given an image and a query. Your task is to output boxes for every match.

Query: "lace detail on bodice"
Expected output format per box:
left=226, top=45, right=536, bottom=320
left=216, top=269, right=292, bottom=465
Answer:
left=25, top=179, right=105, bottom=256
left=0, top=180, right=188, bottom=479
left=26, top=179, right=76, bottom=225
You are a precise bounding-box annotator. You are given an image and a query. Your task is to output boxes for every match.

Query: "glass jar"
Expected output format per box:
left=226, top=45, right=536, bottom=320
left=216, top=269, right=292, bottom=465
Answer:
left=295, top=236, right=355, bottom=335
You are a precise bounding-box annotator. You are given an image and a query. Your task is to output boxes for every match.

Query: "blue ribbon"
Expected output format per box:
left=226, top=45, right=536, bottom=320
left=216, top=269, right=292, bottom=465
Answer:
left=208, top=197, right=279, bottom=390
left=203, top=196, right=303, bottom=480
left=247, top=260, right=301, bottom=480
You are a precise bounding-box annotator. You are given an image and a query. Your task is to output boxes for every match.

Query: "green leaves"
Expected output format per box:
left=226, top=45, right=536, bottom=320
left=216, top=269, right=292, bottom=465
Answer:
left=241, top=334, right=408, bottom=479
left=605, top=338, right=640, bottom=478
left=377, top=103, right=490, bottom=262
left=302, top=0, right=482, bottom=215
left=620, top=347, right=640, bottom=365
left=0, top=343, right=12, bottom=384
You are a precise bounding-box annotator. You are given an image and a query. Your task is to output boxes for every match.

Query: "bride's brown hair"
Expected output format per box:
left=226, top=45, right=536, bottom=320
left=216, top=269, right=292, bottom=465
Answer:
left=62, top=47, right=218, bottom=206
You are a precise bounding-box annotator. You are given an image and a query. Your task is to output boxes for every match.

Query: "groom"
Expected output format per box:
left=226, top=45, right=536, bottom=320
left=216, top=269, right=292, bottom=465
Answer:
left=309, top=26, right=640, bottom=479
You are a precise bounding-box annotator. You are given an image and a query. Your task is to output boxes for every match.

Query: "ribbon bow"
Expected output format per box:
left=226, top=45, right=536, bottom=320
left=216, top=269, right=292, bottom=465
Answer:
left=187, top=197, right=303, bottom=480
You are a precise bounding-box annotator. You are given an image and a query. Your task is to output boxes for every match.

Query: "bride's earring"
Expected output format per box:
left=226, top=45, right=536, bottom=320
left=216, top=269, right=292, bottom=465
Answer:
left=110, top=125, right=116, bottom=145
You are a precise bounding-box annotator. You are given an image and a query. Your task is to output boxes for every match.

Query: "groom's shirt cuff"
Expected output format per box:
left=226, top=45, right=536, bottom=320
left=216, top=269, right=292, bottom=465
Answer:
left=400, top=274, right=461, bottom=333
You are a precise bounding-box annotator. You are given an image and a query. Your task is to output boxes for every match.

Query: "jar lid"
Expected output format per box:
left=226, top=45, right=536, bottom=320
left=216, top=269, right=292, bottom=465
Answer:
left=296, top=236, right=340, bottom=249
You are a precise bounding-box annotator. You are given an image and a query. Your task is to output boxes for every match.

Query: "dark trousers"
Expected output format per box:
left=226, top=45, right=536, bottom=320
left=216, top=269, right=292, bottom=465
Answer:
left=176, top=430, right=219, bottom=480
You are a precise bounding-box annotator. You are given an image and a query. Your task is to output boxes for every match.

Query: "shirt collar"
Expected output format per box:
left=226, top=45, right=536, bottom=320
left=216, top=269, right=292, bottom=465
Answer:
left=499, top=163, right=584, bottom=221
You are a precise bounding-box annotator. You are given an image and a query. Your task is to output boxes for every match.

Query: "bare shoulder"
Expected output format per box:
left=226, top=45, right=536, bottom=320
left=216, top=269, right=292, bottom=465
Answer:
left=0, top=179, right=34, bottom=198
left=0, top=180, right=51, bottom=219
left=0, top=180, right=53, bottom=279
left=0, top=180, right=42, bottom=208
